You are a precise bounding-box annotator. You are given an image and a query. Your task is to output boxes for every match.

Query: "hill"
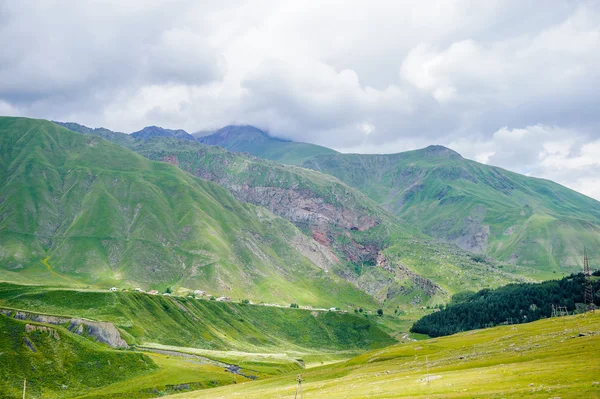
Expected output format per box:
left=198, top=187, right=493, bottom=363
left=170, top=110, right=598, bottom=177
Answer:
left=54, top=122, right=524, bottom=309
left=0, top=116, right=378, bottom=308
left=196, top=125, right=338, bottom=165
left=411, top=271, right=600, bottom=337
left=161, top=312, right=600, bottom=399
left=0, top=283, right=395, bottom=353
left=0, top=312, right=156, bottom=399
left=302, top=147, right=600, bottom=276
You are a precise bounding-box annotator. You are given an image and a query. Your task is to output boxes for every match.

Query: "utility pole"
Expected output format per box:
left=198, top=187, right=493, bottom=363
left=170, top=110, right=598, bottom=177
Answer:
left=583, top=248, right=594, bottom=313
left=295, top=374, right=303, bottom=399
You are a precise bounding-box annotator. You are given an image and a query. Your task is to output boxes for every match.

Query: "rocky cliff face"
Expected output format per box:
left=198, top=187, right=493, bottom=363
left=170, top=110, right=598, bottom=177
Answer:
left=1, top=308, right=129, bottom=348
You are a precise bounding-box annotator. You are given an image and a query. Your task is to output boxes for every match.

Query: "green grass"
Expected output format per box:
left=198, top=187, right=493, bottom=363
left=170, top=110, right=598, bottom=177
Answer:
left=0, top=314, right=156, bottom=399
left=162, top=312, right=600, bottom=399
left=73, top=353, right=248, bottom=399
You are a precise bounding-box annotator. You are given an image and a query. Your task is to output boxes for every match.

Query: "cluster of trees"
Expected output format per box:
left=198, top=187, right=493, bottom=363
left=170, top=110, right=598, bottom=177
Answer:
left=411, top=272, right=600, bottom=337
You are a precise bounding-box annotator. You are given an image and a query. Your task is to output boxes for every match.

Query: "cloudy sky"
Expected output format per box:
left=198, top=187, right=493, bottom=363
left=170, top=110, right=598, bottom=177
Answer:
left=2, top=1, right=600, bottom=198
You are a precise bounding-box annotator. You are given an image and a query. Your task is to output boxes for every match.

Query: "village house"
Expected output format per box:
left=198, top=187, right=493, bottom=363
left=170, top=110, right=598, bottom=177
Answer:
left=147, top=290, right=159, bottom=295
left=216, top=296, right=231, bottom=302
left=193, top=290, right=205, bottom=296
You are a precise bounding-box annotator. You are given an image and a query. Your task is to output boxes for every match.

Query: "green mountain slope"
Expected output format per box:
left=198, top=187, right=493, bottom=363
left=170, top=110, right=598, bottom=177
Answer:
left=0, top=116, right=376, bottom=308
left=0, top=283, right=395, bottom=353
left=196, top=125, right=338, bottom=165
left=302, top=146, right=600, bottom=275
left=0, top=313, right=156, bottom=399
left=55, top=122, right=523, bottom=309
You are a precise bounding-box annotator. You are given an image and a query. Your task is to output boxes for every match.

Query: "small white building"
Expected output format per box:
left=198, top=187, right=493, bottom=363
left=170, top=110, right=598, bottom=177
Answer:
left=109, top=287, right=118, bottom=292
left=193, top=290, right=205, bottom=296
left=134, top=288, right=144, bottom=292
left=216, top=296, right=231, bottom=302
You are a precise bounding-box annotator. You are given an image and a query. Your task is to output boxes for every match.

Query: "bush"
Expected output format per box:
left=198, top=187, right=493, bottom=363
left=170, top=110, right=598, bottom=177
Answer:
left=377, top=309, right=383, bottom=316
left=290, top=303, right=299, bottom=308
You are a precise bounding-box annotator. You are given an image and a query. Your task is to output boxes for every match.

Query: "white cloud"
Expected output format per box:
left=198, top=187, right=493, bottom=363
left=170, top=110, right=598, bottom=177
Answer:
left=449, top=125, right=600, bottom=199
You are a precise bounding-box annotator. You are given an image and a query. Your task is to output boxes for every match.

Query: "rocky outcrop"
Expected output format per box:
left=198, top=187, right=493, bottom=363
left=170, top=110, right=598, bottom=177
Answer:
left=25, top=323, right=60, bottom=340
left=1, top=308, right=128, bottom=348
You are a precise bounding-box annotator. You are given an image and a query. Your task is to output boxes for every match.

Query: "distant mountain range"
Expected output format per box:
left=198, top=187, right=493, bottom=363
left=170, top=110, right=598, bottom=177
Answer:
left=4, top=117, right=597, bottom=310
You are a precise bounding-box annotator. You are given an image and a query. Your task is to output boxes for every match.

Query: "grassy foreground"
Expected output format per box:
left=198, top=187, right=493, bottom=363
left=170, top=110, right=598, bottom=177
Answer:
left=164, top=312, right=600, bottom=399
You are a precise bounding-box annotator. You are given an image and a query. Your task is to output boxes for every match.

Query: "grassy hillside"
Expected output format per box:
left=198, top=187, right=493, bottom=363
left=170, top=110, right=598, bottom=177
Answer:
left=0, top=283, right=395, bottom=353
left=0, top=116, right=376, bottom=308
left=163, top=312, right=600, bottom=399
left=55, top=121, right=525, bottom=309
left=303, top=146, right=600, bottom=275
left=196, top=125, right=338, bottom=165
left=0, top=314, right=156, bottom=399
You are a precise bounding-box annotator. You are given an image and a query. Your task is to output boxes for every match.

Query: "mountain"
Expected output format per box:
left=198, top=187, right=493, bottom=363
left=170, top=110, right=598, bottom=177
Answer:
left=0, top=117, right=377, bottom=308
left=190, top=126, right=600, bottom=274
left=302, top=147, right=600, bottom=275
left=132, top=125, right=196, bottom=141
left=54, top=122, right=523, bottom=309
left=196, top=125, right=338, bottom=165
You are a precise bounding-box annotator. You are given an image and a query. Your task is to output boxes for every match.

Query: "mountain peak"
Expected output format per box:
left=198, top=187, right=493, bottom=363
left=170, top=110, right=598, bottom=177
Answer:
left=421, top=145, right=462, bottom=158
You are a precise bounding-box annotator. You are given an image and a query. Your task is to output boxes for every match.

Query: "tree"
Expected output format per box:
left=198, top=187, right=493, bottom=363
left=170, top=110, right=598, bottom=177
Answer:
left=242, top=299, right=250, bottom=304
left=165, top=287, right=172, bottom=294
left=377, top=309, right=383, bottom=316
left=290, top=303, right=299, bottom=308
